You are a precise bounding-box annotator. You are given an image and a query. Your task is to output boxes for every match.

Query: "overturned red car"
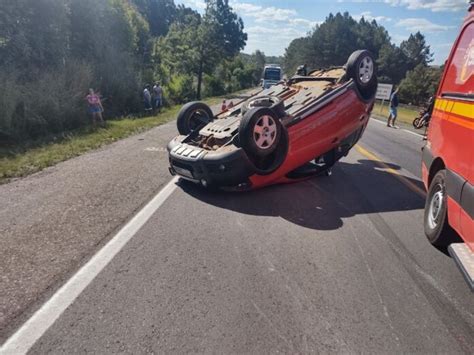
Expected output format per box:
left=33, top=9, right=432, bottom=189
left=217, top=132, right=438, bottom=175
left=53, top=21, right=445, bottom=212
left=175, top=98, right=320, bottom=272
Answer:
left=167, top=50, right=377, bottom=190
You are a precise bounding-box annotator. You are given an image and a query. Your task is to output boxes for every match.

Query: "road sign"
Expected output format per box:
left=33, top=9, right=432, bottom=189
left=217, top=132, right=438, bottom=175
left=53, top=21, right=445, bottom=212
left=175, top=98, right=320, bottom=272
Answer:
left=376, top=83, right=393, bottom=100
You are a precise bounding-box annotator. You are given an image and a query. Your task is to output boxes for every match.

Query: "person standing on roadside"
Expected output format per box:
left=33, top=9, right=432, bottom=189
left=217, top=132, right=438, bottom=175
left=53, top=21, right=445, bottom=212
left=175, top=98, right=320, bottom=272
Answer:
left=387, top=86, right=399, bottom=128
left=152, top=82, right=163, bottom=112
left=221, top=99, right=227, bottom=112
left=86, top=89, right=104, bottom=127
left=143, top=85, right=152, bottom=114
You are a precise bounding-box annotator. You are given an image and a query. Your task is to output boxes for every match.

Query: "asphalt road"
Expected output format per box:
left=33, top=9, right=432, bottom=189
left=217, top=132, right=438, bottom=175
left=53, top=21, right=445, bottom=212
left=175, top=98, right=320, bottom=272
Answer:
left=2, top=118, right=474, bottom=353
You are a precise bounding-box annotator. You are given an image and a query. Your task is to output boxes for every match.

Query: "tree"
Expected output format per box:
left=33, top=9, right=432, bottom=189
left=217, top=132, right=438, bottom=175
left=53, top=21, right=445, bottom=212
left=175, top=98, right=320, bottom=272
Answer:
left=155, top=10, right=201, bottom=75
left=400, top=32, right=433, bottom=71
left=282, top=37, right=310, bottom=75
left=194, top=0, right=247, bottom=98
left=253, top=50, right=266, bottom=71
left=282, top=12, right=390, bottom=74
left=377, top=43, right=409, bottom=84
left=132, top=0, right=177, bottom=37
left=308, top=13, right=359, bottom=67
left=158, top=0, right=246, bottom=99
left=398, top=64, right=443, bottom=105
left=0, top=0, right=70, bottom=76
left=354, top=18, right=390, bottom=59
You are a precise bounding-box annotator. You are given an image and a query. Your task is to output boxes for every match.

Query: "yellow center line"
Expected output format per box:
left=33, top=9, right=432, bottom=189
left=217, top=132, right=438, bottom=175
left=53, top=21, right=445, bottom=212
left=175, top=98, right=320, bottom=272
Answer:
left=355, top=144, right=426, bottom=198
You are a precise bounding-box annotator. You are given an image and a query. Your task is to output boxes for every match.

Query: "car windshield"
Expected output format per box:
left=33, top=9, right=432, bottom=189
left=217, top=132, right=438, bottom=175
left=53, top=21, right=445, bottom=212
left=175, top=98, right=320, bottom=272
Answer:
left=264, top=68, right=281, bottom=81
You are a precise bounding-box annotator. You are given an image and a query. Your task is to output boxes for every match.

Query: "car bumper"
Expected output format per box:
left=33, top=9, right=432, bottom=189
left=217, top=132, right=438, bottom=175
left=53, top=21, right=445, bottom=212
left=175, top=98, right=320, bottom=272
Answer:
left=167, top=137, right=256, bottom=187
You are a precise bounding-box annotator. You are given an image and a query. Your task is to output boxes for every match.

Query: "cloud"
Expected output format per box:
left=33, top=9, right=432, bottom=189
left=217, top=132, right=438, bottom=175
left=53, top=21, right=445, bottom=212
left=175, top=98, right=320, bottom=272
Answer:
left=244, top=25, right=309, bottom=56
left=246, top=26, right=306, bottom=39
left=391, top=33, right=408, bottom=45
left=229, top=1, right=317, bottom=55
left=289, top=18, right=320, bottom=28
left=230, top=2, right=297, bottom=22
left=396, top=18, right=455, bottom=32
left=180, top=0, right=206, bottom=10
left=180, top=0, right=318, bottom=56
left=353, top=11, right=392, bottom=22
left=384, top=0, right=467, bottom=12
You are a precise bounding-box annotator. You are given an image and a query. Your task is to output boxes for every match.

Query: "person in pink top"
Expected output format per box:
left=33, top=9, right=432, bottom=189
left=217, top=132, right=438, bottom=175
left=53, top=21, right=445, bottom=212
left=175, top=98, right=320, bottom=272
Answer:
left=86, top=88, right=104, bottom=126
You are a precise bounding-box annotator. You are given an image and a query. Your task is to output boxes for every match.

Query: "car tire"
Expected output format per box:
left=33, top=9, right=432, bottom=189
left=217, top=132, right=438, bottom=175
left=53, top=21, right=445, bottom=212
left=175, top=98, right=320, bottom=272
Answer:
left=241, top=95, right=286, bottom=117
left=346, top=50, right=377, bottom=100
left=177, top=102, right=214, bottom=135
left=239, top=107, right=282, bottom=158
left=424, top=170, right=461, bottom=247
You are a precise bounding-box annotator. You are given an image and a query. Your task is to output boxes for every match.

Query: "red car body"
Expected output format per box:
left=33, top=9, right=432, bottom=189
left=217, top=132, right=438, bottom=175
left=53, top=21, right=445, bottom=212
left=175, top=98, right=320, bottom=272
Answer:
left=422, top=5, right=474, bottom=251
left=168, top=51, right=377, bottom=190
left=249, top=90, right=371, bottom=188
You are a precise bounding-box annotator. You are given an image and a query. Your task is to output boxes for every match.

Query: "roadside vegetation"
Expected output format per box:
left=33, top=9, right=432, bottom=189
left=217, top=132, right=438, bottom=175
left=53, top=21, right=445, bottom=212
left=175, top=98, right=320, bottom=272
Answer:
left=373, top=101, right=420, bottom=126
left=0, top=0, right=261, bottom=146
left=1, top=0, right=443, bottom=181
left=283, top=13, right=443, bottom=106
left=0, top=96, right=228, bottom=183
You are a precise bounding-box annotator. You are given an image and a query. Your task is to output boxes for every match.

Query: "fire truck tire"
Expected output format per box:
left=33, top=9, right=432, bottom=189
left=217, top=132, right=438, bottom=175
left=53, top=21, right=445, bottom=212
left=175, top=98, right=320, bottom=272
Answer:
left=424, top=170, right=461, bottom=247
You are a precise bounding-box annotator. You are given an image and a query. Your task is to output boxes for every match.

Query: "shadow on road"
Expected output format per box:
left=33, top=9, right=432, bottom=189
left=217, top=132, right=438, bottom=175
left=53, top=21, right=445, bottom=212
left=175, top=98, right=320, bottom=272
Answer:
left=178, top=159, right=425, bottom=231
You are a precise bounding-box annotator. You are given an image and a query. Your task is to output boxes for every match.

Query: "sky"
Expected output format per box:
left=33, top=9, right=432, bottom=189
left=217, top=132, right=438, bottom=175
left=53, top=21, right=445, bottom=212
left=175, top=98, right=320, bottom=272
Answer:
left=178, top=0, right=470, bottom=65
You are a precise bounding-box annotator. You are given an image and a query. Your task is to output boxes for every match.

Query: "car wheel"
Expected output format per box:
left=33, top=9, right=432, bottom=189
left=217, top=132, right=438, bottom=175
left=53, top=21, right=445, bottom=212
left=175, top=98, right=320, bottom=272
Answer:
left=239, top=107, right=282, bottom=158
left=241, top=96, right=286, bottom=117
left=177, top=102, right=214, bottom=135
left=346, top=50, right=377, bottom=100
left=424, top=170, right=460, bottom=247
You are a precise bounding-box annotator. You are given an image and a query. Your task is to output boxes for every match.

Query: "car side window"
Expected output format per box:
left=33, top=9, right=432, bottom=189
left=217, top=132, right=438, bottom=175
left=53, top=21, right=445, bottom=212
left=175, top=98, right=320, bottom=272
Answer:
left=441, top=22, right=474, bottom=98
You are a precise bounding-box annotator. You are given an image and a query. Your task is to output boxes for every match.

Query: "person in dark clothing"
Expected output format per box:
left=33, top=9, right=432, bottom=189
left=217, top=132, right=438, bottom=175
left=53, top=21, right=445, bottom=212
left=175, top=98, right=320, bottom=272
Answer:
left=422, top=96, right=435, bottom=140
left=387, top=86, right=399, bottom=128
left=422, top=96, right=435, bottom=124
left=296, top=64, right=308, bottom=76
left=143, top=85, right=152, bottom=113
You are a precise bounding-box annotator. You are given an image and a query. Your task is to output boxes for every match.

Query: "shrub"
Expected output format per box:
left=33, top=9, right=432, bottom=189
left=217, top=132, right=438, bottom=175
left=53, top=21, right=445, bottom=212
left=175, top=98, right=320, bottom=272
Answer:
left=164, top=74, right=195, bottom=105
left=0, top=62, right=93, bottom=144
left=203, top=74, right=226, bottom=98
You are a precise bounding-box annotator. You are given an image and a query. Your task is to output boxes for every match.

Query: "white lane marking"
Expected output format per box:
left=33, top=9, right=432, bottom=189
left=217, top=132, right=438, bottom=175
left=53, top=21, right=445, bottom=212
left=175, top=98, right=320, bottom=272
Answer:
left=144, top=147, right=167, bottom=152
left=370, top=118, right=386, bottom=125
left=0, top=177, right=179, bottom=354
left=402, top=129, right=424, bottom=138
left=370, top=118, right=425, bottom=138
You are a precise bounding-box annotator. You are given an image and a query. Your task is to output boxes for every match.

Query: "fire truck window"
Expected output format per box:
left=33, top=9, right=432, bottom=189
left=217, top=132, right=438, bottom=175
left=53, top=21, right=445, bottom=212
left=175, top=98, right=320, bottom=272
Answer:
left=441, top=22, right=473, bottom=96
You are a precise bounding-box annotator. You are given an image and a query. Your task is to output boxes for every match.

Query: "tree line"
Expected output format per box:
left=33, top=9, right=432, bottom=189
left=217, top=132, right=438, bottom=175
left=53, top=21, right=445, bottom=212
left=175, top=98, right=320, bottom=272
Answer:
left=1, top=2, right=444, bottom=144
left=0, top=0, right=266, bottom=143
left=283, top=12, right=443, bottom=106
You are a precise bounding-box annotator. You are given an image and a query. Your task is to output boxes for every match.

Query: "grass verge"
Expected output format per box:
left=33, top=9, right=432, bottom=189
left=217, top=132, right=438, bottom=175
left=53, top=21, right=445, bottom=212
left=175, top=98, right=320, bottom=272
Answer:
left=0, top=96, right=230, bottom=184
left=372, top=100, right=420, bottom=125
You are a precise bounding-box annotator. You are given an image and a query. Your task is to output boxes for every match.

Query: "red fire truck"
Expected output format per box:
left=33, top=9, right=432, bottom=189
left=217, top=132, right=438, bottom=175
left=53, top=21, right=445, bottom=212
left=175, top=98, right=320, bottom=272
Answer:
left=422, top=1, right=474, bottom=290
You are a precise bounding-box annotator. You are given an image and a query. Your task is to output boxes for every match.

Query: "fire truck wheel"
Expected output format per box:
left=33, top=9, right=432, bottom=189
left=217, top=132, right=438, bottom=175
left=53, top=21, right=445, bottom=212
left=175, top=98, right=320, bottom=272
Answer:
left=424, top=170, right=461, bottom=247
